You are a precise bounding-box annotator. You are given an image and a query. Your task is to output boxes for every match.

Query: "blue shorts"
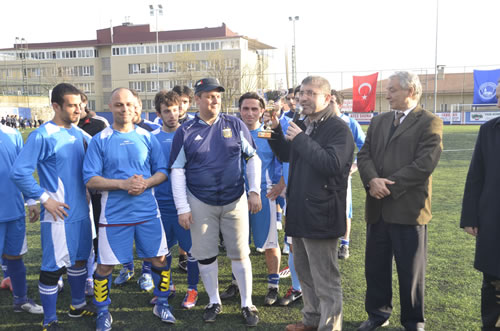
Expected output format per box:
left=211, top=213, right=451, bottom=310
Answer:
left=40, top=218, right=92, bottom=272
left=158, top=201, right=192, bottom=253
left=249, top=193, right=278, bottom=250
left=0, top=217, right=27, bottom=257
left=98, top=217, right=168, bottom=265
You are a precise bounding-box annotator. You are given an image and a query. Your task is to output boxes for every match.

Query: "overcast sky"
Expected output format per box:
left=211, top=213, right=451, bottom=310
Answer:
left=2, top=0, right=499, bottom=89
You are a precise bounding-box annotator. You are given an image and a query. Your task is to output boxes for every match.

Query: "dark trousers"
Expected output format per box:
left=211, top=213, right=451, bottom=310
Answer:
left=364, top=219, right=427, bottom=331
left=482, top=273, right=500, bottom=330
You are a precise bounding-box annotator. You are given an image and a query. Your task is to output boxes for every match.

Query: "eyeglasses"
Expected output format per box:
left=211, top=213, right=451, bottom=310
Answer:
left=298, top=90, right=324, bottom=97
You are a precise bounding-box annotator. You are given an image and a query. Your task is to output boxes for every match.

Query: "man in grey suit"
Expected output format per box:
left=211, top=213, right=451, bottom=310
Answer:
left=357, top=71, right=443, bottom=331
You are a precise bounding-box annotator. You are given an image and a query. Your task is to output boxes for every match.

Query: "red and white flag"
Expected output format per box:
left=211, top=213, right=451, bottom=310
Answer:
left=353, top=73, right=378, bottom=112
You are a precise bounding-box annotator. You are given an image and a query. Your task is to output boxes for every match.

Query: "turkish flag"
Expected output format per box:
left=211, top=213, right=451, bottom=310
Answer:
left=353, top=73, right=378, bottom=112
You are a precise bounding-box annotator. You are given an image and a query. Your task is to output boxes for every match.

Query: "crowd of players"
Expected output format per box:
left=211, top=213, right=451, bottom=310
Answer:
left=0, top=77, right=365, bottom=331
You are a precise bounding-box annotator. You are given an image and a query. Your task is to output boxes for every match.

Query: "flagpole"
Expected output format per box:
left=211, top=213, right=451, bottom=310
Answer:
left=433, top=0, right=439, bottom=113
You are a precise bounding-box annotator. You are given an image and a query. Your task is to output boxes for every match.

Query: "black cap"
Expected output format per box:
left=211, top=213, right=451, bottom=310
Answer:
left=194, top=78, right=225, bottom=94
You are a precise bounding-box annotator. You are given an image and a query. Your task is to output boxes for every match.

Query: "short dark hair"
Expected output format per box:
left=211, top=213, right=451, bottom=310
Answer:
left=294, top=85, right=301, bottom=95
left=238, top=92, right=265, bottom=110
left=51, top=83, right=81, bottom=108
left=330, top=89, right=344, bottom=106
left=288, top=88, right=295, bottom=95
left=172, top=85, right=194, bottom=102
left=155, top=90, right=180, bottom=113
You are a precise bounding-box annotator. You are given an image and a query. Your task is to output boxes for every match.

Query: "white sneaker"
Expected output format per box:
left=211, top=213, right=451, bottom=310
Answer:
left=14, top=298, right=44, bottom=314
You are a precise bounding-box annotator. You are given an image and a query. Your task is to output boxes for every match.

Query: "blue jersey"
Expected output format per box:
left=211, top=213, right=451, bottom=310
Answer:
left=0, top=125, right=26, bottom=222
left=340, top=113, right=365, bottom=153
left=152, top=128, right=176, bottom=203
left=250, top=125, right=282, bottom=190
left=83, top=126, right=167, bottom=225
left=11, top=122, right=90, bottom=223
left=279, top=116, right=292, bottom=186
left=169, top=113, right=257, bottom=206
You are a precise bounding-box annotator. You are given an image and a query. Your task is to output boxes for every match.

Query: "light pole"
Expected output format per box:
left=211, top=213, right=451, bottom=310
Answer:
left=433, top=0, right=439, bottom=113
left=150, top=4, right=163, bottom=93
left=15, top=37, right=28, bottom=96
left=289, top=16, right=299, bottom=88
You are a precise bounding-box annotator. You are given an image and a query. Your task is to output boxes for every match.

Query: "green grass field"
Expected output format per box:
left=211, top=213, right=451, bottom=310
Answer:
left=0, top=125, right=482, bottom=330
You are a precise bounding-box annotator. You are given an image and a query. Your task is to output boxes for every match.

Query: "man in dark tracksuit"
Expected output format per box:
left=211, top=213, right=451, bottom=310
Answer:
left=268, top=76, right=354, bottom=331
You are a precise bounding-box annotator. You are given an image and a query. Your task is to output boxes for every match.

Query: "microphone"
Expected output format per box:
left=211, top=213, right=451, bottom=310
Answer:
left=292, top=104, right=303, bottom=124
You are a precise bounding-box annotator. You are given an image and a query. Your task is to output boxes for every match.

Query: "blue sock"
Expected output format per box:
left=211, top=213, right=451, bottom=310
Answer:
left=165, top=252, right=175, bottom=289
left=142, top=261, right=152, bottom=275
left=186, top=253, right=199, bottom=290
left=341, top=239, right=350, bottom=246
left=86, top=252, right=95, bottom=279
left=288, top=252, right=301, bottom=291
left=123, top=261, right=134, bottom=271
left=268, top=273, right=280, bottom=289
left=67, top=266, right=87, bottom=307
left=6, top=259, right=27, bottom=304
left=151, top=263, right=171, bottom=303
left=93, top=272, right=112, bottom=313
left=39, top=280, right=59, bottom=325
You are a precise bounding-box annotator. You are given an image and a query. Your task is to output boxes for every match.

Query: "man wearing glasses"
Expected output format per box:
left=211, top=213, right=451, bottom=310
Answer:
left=268, top=76, right=354, bottom=331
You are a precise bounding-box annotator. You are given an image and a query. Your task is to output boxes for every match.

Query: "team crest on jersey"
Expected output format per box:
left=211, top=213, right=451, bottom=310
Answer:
left=222, top=127, right=232, bottom=138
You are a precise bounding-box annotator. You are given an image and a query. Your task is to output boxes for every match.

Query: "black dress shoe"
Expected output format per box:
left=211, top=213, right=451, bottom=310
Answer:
left=357, top=319, right=389, bottom=331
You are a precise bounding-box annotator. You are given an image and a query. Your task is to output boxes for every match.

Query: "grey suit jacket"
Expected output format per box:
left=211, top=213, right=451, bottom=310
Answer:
left=357, top=107, right=443, bottom=225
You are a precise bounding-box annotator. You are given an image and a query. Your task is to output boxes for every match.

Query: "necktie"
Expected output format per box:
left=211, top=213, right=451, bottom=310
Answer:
left=393, top=111, right=404, bottom=127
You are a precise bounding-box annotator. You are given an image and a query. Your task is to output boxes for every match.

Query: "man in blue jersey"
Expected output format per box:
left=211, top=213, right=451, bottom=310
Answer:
left=239, top=92, right=283, bottom=305
left=331, top=90, right=366, bottom=260
left=11, top=83, right=95, bottom=330
left=147, top=90, right=200, bottom=309
left=112, top=89, right=160, bottom=287
left=83, top=87, right=173, bottom=330
left=171, top=85, right=195, bottom=271
left=173, top=85, right=195, bottom=125
left=169, top=78, right=262, bottom=327
left=0, top=124, right=43, bottom=314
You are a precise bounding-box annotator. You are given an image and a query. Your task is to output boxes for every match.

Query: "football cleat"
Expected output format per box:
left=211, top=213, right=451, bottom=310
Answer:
left=182, top=289, right=198, bottom=309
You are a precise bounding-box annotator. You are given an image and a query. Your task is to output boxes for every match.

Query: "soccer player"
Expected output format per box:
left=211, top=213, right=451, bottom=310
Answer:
left=1, top=123, right=43, bottom=314
left=330, top=89, right=365, bottom=260
left=170, top=85, right=195, bottom=272
left=78, top=92, right=107, bottom=296
left=113, top=90, right=160, bottom=287
left=147, top=90, right=200, bottom=309
left=11, top=83, right=94, bottom=330
left=169, top=78, right=262, bottom=326
left=220, top=92, right=283, bottom=306
left=83, top=87, right=173, bottom=330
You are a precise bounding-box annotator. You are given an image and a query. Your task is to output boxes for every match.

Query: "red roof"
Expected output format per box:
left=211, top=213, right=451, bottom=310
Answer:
left=1, top=23, right=241, bottom=50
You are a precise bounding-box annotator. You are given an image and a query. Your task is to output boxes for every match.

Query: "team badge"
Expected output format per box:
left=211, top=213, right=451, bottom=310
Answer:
left=222, top=127, right=232, bottom=138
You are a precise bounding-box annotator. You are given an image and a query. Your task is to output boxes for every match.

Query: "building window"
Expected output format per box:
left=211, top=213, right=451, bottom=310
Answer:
left=129, top=64, right=140, bottom=74
left=129, top=81, right=144, bottom=92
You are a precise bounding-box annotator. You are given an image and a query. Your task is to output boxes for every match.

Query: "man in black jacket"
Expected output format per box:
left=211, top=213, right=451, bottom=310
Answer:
left=460, top=81, right=500, bottom=330
left=268, top=76, right=354, bottom=331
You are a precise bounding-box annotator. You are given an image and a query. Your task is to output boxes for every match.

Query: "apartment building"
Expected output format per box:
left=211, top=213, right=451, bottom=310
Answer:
left=0, top=23, right=276, bottom=112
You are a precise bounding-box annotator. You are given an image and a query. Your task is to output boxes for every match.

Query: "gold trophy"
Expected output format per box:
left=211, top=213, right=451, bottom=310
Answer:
left=258, top=100, right=278, bottom=139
